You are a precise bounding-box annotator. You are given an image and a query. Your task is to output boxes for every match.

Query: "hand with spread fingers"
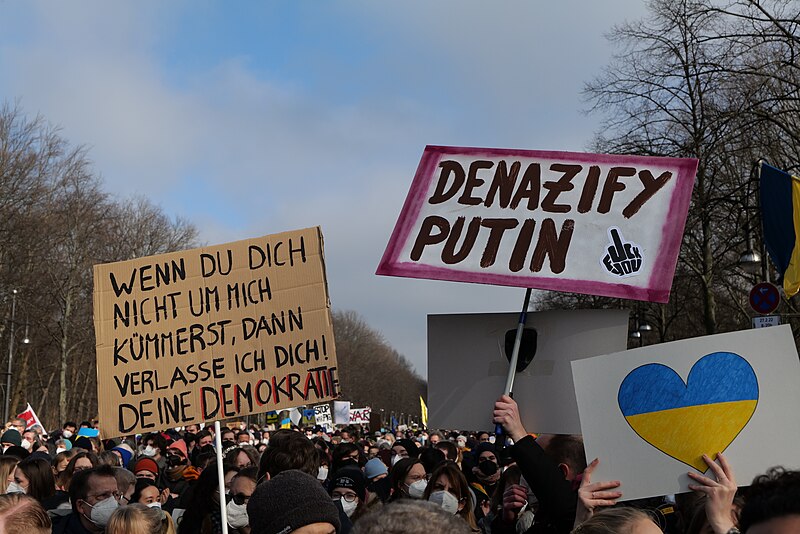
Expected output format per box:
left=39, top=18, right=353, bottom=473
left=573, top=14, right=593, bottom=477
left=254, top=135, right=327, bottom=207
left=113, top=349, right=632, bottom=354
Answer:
left=687, top=452, right=737, bottom=534
left=574, top=458, right=622, bottom=528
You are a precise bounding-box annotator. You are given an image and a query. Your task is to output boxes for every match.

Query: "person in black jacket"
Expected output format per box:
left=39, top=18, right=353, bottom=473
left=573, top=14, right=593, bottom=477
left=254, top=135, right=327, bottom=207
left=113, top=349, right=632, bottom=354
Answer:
left=51, top=465, right=119, bottom=534
left=492, top=394, right=580, bottom=534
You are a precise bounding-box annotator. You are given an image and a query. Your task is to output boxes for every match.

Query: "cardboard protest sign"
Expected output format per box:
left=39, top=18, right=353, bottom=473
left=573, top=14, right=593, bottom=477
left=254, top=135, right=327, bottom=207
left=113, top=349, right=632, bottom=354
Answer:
left=428, top=309, right=628, bottom=434
left=333, top=401, right=350, bottom=425
left=378, top=146, right=696, bottom=303
left=572, top=325, right=800, bottom=500
left=314, top=403, right=333, bottom=432
left=302, top=409, right=316, bottom=426
left=93, top=227, right=339, bottom=438
left=349, top=407, right=371, bottom=425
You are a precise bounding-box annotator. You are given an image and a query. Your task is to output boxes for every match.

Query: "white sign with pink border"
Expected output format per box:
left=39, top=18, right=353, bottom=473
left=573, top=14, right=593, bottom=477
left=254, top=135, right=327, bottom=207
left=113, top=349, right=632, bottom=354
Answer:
left=377, top=146, right=696, bottom=303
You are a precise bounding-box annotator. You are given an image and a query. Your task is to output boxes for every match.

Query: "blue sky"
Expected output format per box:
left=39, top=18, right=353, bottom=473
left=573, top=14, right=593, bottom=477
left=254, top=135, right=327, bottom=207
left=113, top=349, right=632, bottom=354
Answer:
left=0, top=1, right=649, bottom=377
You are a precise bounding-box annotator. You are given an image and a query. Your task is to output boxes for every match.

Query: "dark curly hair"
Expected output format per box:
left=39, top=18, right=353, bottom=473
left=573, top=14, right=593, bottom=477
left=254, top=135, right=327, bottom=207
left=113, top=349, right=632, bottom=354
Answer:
left=739, top=467, right=800, bottom=532
left=257, top=430, right=319, bottom=481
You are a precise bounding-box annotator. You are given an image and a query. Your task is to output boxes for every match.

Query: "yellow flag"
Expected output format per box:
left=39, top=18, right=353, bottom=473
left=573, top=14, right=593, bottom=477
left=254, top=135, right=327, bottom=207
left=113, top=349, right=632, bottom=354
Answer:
left=420, top=396, right=428, bottom=427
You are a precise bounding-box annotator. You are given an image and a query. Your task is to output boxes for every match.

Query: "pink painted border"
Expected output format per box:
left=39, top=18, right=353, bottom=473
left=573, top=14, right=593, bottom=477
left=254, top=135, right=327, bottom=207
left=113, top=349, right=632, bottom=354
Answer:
left=376, top=145, right=697, bottom=303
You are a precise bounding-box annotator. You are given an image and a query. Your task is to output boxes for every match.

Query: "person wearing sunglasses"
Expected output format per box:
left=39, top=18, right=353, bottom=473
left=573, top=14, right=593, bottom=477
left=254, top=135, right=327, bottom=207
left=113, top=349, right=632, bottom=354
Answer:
left=227, top=467, right=258, bottom=534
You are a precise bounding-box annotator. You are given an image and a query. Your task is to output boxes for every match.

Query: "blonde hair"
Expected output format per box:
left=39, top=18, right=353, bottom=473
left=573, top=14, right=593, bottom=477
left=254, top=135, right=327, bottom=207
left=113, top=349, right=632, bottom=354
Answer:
left=0, top=456, right=19, bottom=493
left=107, top=503, right=175, bottom=534
left=0, top=493, right=51, bottom=534
left=572, top=507, right=653, bottom=534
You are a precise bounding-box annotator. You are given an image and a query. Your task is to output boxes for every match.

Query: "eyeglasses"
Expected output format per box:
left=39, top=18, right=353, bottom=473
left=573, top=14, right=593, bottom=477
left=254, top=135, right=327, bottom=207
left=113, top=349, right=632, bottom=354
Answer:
left=90, top=491, right=121, bottom=502
left=230, top=493, right=251, bottom=506
left=333, top=492, right=358, bottom=503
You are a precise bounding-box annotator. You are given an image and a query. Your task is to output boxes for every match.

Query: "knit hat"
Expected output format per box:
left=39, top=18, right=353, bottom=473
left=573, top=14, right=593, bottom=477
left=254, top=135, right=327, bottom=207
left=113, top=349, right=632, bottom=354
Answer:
left=112, top=444, right=134, bottom=467
left=168, top=439, right=188, bottom=459
left=330, top=466, right=367, bottom=502
left=133, top=457, right=159, bottom=476
left=1, top=429, right=21, bottom=447
left=364, top=457, right=388, bottom=480
left=472, top=442, right=496, bottom=460
left=248, top=470, right=341, bottom=534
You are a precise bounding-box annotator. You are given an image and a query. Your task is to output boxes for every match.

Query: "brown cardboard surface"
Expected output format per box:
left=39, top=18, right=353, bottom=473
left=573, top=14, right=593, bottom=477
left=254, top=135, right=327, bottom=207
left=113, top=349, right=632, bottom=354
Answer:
left=93, top=226, right=338, bottom=438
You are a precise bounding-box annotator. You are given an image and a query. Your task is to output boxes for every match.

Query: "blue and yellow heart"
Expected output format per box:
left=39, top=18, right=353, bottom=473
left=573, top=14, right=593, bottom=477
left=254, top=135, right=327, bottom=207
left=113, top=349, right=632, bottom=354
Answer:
left=618, top=352, right=758, bottom=471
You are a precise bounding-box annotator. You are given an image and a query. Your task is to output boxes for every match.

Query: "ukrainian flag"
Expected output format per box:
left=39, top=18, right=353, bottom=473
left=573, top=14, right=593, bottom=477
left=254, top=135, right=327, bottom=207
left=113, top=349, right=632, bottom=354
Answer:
left=761, top=162, right=800, bottom=297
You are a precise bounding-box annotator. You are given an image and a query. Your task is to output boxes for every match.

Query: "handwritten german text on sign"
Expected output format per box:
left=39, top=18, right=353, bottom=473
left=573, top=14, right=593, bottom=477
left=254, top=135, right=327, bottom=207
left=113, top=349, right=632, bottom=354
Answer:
left=93, top=227, right=339, bottom=438
left=377, top=146, right=696, bottom=302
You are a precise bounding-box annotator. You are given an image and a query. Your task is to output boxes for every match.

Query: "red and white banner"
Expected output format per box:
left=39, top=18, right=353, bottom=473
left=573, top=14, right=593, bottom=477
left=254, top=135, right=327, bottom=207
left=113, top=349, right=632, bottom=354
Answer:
left=349, top=407, right=371, bottom=425
left=16, top=403, right=45, bottom=433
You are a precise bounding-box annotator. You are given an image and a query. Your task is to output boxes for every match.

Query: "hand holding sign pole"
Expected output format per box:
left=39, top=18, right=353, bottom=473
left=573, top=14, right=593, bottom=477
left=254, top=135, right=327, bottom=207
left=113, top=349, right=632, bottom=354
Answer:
left=494, top=287, right=533, bottom=455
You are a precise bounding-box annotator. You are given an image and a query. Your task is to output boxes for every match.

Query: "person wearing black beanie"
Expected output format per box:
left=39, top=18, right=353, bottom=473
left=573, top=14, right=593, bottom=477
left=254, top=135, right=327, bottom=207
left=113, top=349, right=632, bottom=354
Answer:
left=390, top=439, right=419, bottom=464
left=248, top=470, right=340, bottom=534
left=330, top=466, right=377, bottom=524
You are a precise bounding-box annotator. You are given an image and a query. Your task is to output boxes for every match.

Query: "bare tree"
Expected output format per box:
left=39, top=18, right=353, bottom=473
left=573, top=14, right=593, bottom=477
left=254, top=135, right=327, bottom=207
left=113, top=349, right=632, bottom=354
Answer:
left=0, top=103, right=198, bottom=427
left=540, top=0, right=800, bottom=342
left=332, top=310, right=426, bottom=421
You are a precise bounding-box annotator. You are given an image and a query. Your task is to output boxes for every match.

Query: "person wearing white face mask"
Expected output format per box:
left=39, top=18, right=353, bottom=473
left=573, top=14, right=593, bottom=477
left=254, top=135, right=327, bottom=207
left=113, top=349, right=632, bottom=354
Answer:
left=61, top=421, right=77, bottom=441
left=424, top=462, right=478, bottom=531
left=138, top=432, right=168, bottom=482
left=226, top=468, right=257, bottom=533
left=330, top=466, right=377, bottom=524
left=51, top=465, right=120, bottom=534
left=0, top=456, right=18, bottom=495
left=389, top=458, right=428, bottom=503
left=21, top=430, right=37, bottom=451
left=390, top=438, right=419, bottom=468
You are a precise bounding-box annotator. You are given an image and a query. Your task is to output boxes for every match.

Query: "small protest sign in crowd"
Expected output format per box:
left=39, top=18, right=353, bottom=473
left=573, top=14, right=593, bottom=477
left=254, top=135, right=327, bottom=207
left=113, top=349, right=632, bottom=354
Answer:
left=0, top=390, right=797, bottom=534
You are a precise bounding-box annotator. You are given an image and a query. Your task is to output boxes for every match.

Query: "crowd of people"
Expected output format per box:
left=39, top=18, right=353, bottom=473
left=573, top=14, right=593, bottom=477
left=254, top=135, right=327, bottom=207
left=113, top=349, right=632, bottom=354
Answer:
left=0, top=395, right=796, bottom=533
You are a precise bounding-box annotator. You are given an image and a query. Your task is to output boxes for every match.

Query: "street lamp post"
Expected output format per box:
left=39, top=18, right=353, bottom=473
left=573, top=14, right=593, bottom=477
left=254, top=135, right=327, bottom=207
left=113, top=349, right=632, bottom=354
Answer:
left=629, top=312, right=653, bottom=348
left=4, top=290, right=17, bottom=424
left=738, top=160, right=770, bottom=282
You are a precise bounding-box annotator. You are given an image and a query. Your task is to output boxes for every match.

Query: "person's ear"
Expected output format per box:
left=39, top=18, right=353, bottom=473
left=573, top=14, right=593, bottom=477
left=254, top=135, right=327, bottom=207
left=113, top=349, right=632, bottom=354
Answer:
left=557, top=463, right=572, bottom=480
left=76, top=499, right=90, bottom=517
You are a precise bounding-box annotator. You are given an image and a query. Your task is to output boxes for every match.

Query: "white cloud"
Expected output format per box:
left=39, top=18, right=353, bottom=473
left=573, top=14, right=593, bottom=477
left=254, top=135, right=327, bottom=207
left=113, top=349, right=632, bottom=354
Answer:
left=0, top=1, right=650, bottom=377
